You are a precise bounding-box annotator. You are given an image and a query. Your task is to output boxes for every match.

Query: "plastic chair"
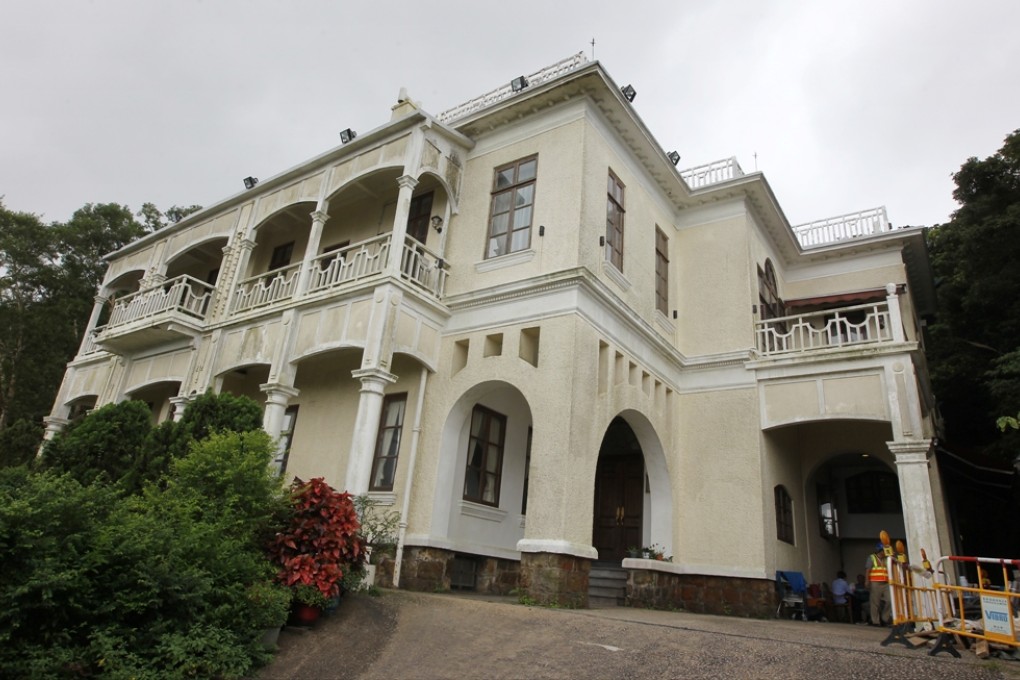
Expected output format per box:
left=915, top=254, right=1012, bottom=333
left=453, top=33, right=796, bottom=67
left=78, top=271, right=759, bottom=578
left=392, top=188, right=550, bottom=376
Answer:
left=776, top=571, right=807, bottom=619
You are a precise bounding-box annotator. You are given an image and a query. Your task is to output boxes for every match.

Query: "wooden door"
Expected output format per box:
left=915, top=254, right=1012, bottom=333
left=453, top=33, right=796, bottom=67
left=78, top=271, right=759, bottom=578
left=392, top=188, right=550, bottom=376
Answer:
left=407, top=192, right=434, bottom=243
left=592, top=454, right=644, bottom=561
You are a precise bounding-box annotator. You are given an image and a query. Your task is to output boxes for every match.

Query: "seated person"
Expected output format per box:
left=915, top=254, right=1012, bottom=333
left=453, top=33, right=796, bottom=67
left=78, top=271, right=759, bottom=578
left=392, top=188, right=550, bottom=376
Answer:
left=851, top=573, right=869, bottom=623
left=831, top=571, right=851, bottom=621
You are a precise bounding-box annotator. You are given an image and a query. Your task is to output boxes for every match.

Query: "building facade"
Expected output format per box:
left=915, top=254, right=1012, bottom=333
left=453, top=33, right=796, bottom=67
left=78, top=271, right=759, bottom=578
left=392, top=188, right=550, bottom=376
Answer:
left=47, top=54, right=950, bottom=615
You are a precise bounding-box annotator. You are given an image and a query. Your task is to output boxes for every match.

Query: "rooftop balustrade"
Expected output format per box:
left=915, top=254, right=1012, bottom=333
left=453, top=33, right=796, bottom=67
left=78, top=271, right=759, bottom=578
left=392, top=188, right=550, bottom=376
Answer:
left=793, top=207, right=896, bottom=248
left=680, top=157, right=745, bottom=189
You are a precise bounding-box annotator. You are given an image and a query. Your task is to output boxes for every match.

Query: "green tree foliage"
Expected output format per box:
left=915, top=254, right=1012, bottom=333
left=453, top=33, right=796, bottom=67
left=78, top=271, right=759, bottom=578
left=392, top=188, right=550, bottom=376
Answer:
left=0, top=201, right=146, bottom=432
left=0, top=432, right=288, bottom=678
left=927, top=129, right=1020, bottom=459
left=137, top=202, right=203, bottom=233
left=40, top=400, right=153, bottom=487
left=0, top=418, right=43, bottom=468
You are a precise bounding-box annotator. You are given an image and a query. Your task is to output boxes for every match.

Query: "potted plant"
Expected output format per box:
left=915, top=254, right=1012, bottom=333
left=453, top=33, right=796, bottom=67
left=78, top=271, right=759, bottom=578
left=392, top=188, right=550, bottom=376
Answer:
left=247, top=580, right=293, bottom=647
left=353, top=494, right=401, bottom=588
left=268, top=477, right=366, bottom=625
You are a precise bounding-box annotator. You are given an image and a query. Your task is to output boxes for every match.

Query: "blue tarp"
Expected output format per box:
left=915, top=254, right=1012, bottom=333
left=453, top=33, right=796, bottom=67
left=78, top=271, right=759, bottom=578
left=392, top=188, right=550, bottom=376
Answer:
left=777, top=570, right=807, bottom=594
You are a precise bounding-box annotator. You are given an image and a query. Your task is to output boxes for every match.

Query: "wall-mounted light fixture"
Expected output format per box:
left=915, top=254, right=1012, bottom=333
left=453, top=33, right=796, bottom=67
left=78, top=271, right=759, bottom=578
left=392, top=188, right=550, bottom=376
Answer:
left=539, top=225, right=545, bottom=237
left=430, top=215, right=444, bottom=233
left=599, top=236, right=605, bottom=247
left=667, top=151, right=681, bottom=166
left=621, top=84, right=637, bottom=102
left=511, top=76, right=529, bottom=92
left=243, top=176, right=259, bottom=190
left=339, top=128, right=357, bottom=144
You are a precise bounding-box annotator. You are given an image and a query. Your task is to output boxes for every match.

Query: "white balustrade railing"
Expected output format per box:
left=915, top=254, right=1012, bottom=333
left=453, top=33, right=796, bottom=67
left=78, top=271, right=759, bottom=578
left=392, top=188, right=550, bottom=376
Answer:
left=680, top=157, right=745, bottom=189
left=232, top=263, right=301, bottom=313
left=106, top=275, right=214, bottom=328
left=308, top=234, right=390, bottom=294
left=400, top=237, right=447, bottom=297
left=755, top=301, right=893, bottom=357
left=436, top=52, right=589, bottom=124
left=81, top=329, right=102, bottom=355
left=793, top=207, right=892, bottom=248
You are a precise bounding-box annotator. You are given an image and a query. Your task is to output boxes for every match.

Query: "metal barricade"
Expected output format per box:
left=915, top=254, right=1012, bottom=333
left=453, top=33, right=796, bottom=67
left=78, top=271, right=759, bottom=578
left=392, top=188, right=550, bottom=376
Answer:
left=929, top=555, right=1020, bottom=658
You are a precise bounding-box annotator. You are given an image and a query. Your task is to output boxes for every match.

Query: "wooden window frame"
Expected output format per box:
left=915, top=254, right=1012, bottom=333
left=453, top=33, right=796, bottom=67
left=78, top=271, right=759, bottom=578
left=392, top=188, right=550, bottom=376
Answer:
left=654, top=226, right=669, bottom=314
left=758, top=259, right=784, bottom=320
left=606, top=170, right=625, bottom=270
left=463, top=405, right=507, bottom=506
left=486, top=156, right=537, bottom=259
left=269, top=241, right=295, bottom=272
left=274, top=405, right=299, bottom=474
left=369, top=393, right=408, bottom=491
left=775, top=485, right=794, bottom=544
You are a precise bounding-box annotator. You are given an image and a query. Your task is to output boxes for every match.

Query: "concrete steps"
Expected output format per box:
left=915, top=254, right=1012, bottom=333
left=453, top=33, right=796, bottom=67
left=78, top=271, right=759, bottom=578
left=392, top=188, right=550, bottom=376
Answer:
left=589, top=565, right=627, bottom=608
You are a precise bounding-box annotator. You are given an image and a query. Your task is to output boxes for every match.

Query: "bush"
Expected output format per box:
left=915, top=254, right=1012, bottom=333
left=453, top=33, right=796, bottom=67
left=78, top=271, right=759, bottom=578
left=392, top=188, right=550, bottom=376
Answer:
left=0, top=418, right=42, bottom=468
left=39, top=400, right=153, bottom=486
left=0, top=429, right=290, bottom=678
left=269, top=478, right=366, bottom=602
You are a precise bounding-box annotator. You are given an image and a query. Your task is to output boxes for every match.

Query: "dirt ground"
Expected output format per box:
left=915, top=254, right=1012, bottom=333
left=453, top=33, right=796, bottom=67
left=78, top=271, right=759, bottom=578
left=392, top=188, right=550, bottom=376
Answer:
left=257, top=589, right=1019, bottom=680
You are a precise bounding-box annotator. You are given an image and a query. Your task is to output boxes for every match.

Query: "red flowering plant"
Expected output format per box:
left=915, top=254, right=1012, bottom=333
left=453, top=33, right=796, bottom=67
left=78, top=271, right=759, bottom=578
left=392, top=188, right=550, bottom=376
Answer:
left=268, top=477, right=366, bottom=607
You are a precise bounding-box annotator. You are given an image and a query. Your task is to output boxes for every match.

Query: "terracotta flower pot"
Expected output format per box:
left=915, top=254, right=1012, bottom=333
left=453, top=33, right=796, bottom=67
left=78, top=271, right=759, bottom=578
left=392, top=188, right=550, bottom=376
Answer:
left=292, top=603, right=322, bottom=625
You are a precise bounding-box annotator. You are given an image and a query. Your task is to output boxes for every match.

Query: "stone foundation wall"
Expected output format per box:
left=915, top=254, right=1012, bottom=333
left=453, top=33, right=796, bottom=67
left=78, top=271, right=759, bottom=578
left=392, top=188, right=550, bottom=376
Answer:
left=398, top=546, right=520, bottom=595
left=519, top=552, right=589, bottom=608
left=627, top=570, right=775, bottom=618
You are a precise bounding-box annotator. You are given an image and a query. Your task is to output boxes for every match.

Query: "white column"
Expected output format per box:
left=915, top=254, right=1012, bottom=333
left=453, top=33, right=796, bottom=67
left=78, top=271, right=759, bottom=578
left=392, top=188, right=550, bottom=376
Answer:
left=77, top=294, right=109, bottom=355
left=345, top=367, right=396, bottom=494
left=260, top=382, right=300, bottom=440
left=885, top=283, right=906, bottom=343
left=386, top=176, right=418, bottom=278
left=38, top=416, right=70, bottom=455
left=888, top=439, right=943, bottom=567
left=296, top=210, right=329, bottom=295
left=169, top=396, right=192, bottom=422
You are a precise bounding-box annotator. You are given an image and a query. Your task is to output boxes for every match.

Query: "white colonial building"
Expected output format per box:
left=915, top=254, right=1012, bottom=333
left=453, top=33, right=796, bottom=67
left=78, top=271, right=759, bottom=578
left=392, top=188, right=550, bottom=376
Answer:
left=47, top=54, right=950, bottom=614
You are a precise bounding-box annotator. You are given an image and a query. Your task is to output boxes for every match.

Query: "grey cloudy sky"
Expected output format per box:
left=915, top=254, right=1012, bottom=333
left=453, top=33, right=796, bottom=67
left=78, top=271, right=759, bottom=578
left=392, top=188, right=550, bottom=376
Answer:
left=2, top=0, right=1017, bottom=229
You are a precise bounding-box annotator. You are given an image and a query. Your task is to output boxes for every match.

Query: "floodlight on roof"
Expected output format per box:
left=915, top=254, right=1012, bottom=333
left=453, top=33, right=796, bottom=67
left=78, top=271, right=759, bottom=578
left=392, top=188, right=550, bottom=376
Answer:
left=667, top=151, right=681, bottom=166
left=511, top=76, right=529, bottom=92
left=243, top=176, right=259, bottom=190
left=621, top=84, right=637, bottom=102
left=339, top=128, right=357, bottom=144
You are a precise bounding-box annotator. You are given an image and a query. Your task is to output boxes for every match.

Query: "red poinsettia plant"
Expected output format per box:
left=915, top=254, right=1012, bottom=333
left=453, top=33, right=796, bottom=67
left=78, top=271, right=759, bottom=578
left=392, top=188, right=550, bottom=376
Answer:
left=268, top=477, right=366, bottom=604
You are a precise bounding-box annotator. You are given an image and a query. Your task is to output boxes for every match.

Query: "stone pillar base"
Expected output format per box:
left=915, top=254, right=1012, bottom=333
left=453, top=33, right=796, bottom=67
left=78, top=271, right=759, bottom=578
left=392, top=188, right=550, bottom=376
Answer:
left=627, top=570, right=775, bottom=618
left=519, top=552, right=590, bottom=608
left=398, top=547, right=520, bottom=595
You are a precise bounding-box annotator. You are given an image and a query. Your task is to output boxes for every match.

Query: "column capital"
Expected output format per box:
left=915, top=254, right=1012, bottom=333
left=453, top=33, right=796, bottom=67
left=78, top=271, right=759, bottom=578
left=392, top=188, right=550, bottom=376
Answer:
left=260, top=382, right=300, bottom=403
left=396, top=175, right=419, bottom=191
left=239, top=238, right=257, bottom=251
left=94, top=294, right=110, bottom=305
left=310, top=210, right=330, bottom=224
left=887, top=439, right=933, bottom=463
left=352, top=367, right=397, bottom=387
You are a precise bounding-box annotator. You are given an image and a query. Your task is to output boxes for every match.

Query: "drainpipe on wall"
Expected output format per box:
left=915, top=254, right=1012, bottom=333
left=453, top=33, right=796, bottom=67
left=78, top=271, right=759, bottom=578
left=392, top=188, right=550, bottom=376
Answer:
left=392, top=365, right=429, bottom=587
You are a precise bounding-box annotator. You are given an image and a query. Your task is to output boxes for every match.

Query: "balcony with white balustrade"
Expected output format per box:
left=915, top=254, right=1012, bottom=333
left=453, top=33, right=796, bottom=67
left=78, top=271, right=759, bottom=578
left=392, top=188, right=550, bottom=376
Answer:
left=95, top=275, right=216, bottom=352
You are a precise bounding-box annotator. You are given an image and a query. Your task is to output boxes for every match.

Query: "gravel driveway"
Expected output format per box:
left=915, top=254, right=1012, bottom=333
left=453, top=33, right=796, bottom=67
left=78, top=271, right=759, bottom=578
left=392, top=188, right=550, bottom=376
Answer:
left=258, top=589, right=1018, bottom=680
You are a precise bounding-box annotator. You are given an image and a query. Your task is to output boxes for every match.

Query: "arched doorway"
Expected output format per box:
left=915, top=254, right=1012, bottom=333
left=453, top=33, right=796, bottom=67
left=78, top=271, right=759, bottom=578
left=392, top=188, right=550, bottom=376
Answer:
left=592, top=417, right=644, bottom=562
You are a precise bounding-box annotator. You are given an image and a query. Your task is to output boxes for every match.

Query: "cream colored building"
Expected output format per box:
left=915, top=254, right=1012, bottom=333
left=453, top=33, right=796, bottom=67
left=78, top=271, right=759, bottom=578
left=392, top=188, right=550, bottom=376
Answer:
left=47, top=54, right=949, bottom=614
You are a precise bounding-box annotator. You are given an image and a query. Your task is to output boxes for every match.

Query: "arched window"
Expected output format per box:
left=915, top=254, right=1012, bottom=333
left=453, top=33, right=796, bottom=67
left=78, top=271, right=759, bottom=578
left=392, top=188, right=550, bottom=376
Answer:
left=775, top=485, right=794, bottom=544
left=758, top=259, right=784, bottom=320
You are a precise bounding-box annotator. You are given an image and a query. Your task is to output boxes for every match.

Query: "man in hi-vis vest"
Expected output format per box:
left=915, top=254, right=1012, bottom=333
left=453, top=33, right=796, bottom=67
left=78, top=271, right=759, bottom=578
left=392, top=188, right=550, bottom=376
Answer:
left=865, top=543, right=890, bottom=625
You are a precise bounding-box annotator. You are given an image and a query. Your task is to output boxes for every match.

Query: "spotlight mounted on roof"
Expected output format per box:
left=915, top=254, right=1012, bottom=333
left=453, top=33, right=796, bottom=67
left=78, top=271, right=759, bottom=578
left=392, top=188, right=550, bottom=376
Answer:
left=339, top=128, right=357, bottom=144
left=621, top=84, right=637, bottom=102
left=667, top=151, right=681, bottom=166
left=511, top=76, right=529, bottom=92
left=243, top=176, right=259, bottom=190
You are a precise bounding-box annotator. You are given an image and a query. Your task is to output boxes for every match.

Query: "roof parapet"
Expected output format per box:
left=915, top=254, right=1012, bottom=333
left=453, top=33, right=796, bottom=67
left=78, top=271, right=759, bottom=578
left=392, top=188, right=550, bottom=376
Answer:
left=436, top=52, right=590, bottom=125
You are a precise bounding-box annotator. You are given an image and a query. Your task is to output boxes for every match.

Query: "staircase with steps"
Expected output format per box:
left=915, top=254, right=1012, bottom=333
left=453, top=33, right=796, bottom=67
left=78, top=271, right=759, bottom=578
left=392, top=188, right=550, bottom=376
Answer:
left=589, top=564, right=627, bottom=608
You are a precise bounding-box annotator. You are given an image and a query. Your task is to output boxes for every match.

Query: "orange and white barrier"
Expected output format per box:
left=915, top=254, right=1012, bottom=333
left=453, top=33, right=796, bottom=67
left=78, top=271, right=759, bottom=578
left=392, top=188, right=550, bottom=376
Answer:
left=881, top=544, right=940, bottom=649
left=929, top=555, right=1020, bottom=658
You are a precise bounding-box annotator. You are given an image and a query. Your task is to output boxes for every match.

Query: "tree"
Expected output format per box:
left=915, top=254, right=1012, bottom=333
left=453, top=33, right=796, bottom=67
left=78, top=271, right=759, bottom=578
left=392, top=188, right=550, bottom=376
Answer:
left=138, top=202, right=203, bottom=233
left=926, top=129, right=1020, bottom=459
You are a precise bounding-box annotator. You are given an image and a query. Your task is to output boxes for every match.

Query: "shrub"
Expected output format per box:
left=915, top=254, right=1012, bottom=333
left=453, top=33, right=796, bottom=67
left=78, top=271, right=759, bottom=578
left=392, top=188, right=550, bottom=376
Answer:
left=0, top=418, right=42, bottom=468
left=39, top=400, right=153, bottom=486
left=269, top=478, right=366, bottom=602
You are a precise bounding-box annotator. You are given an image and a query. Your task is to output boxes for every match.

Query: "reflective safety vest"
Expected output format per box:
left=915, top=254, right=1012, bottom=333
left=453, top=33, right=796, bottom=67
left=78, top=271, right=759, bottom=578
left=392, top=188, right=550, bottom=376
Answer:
left=868, top=554, right=889, bottom=582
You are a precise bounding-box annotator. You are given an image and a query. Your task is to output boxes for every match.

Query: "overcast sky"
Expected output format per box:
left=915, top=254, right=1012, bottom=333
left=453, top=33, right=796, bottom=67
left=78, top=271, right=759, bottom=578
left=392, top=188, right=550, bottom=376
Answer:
left=2, top=0, right=1017, bottom=229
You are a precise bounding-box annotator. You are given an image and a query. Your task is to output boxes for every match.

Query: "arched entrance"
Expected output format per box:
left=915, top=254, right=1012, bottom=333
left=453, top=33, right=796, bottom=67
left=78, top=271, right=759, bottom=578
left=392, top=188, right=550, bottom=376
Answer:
left=592, top=416, right=644, bottom=562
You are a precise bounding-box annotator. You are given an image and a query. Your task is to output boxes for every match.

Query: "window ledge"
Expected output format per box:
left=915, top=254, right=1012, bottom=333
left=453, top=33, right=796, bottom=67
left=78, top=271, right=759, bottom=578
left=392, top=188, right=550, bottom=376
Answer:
left=459, top=500, right=508, bottom=523
left=602, top=261, right=631, bottom=291
left=476, top=249, right=535, bottom=273
left=654, top=310, right=675, bottom=333
left=368, top=491, right=397, bottom=506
